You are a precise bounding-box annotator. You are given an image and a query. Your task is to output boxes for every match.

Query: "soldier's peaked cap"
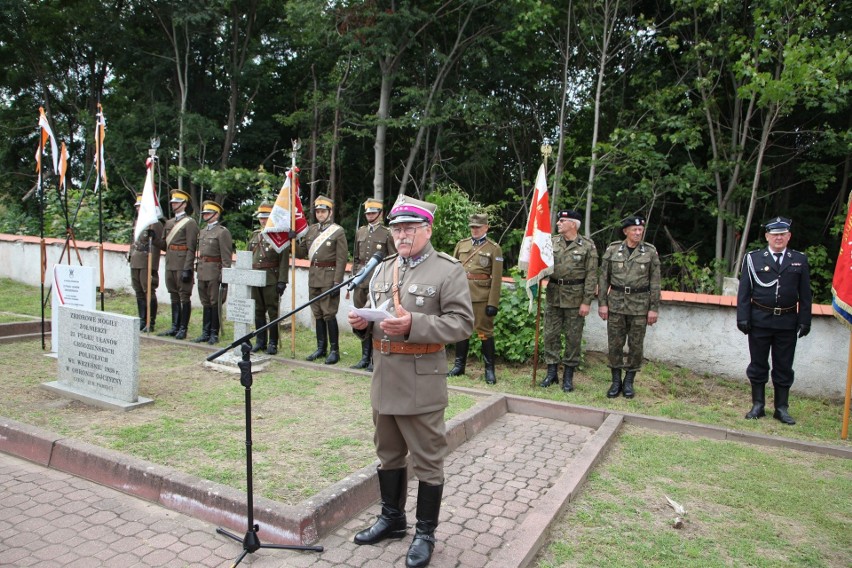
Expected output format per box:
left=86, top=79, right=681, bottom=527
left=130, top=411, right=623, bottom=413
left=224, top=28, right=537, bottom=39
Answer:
left=170, top=189, right=190, bottom=203
left=314, top=195, right=333, bottom=210
left=363, top=198, right=383, bottom=213
left=201, top=200, right=223, bottom=214
left=255, top=202, right=273, bottom=218
left=468, top=213, right=488, bottom=227
left=765, top=216, right=792, bottom=234
left=387, top=195, right=436, bottom=225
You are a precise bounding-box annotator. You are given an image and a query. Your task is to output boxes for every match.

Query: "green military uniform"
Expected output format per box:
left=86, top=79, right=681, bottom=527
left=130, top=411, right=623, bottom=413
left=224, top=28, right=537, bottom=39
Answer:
left=542, top=210, right=598, bottom=391
left=351, top=198, right=396, bottom=370
left=598, top=215, right=661, bottom=398
left=157, top=189, right=199, bottom=340
left=448, top=213, right=503, bottom=384
left=248, top=203, right=289, bottom=355
left=295, top=194, right=348, bottom=364
left=193, top=200, right=233, bottom=345
left=130, top=196, right=165, bottom=333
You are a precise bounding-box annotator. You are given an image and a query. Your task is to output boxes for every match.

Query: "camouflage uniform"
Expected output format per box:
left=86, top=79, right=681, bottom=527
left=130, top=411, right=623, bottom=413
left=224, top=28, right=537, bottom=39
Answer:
left=544, top=235, right=598, bottom=367
left=598, top=227, right=661, bottom=396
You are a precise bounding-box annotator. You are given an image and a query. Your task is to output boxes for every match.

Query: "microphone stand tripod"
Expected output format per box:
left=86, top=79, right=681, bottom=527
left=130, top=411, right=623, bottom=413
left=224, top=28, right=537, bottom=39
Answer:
left=214, top=342, right=323, bottom=566
left=208, top=254, right=388, bottom=565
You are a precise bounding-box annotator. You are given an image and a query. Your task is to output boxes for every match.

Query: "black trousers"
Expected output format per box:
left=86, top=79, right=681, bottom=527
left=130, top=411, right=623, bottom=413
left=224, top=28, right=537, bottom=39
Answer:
left=746, top=326, right=798, bottom=388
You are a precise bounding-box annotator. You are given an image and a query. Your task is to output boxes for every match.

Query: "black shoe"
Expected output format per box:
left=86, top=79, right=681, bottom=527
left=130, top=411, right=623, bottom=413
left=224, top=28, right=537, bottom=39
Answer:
left=539, top=364, right=558, bottom=387
left=607, top=368, right=622, bottom=398
left=745, top=404, right=766, bottom=419
left=622, top=371, right=636, bottom=399
left=562, top=367, right=575, bottom=392
left=266, top=343, right=277, bottom=355
left=773, top=408, right=796, bottom=425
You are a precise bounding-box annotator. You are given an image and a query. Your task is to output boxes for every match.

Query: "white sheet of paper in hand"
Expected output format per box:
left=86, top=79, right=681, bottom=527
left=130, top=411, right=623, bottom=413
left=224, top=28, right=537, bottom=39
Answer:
left=353, top=299, right=393, bottom=322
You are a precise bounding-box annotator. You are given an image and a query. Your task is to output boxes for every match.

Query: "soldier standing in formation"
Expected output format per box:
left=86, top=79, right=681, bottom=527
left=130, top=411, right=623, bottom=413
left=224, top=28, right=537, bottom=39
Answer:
left=350, top=198, right=396, bottom=371
left=248, top=202, right=289, bottom=356
left=448, top=213, right=503, bottom=384
left=540, top=210, right=598, bottom=392
left=598, top=215, right=661, bottom=399
left=193, top=200, right=233, bottom=345
left=296, top=194, right=348, bottom=364
left=129, top=194, right=164, bottom=332
left=348, top=195, right=473, bottom=568
left=736, top=216, right=812, bottom=425
left=156, top=189, right=198, bottom=340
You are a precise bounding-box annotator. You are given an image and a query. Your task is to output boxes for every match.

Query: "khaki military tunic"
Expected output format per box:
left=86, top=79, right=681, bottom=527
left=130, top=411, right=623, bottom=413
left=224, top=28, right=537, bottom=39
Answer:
left=249, top=229, right=289, bottom=320
left=196, top=222, right=233, bottom=307
left=158, top=213, right=199, bottom=303
left=452, top=237, right=503, bottom=337
left=351, top=222, right=396, bottom=309
left=130, top=220, right=165, bottom=301
left=544, top=235, right=598, bottom=366
left=361, top=243, right=473, bottom=483
left=598, top=239, right=661, bottom=370
left=296, top=221, right=348, bottom=320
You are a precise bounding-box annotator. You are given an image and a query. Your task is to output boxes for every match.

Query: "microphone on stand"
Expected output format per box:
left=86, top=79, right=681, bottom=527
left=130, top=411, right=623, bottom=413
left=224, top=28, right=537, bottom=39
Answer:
left=347, top=251, right=385, bottom=291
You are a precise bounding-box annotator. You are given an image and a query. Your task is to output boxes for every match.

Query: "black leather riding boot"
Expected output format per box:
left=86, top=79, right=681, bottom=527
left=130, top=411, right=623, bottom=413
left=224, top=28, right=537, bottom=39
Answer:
left=175, top=302, right=191, bottom=340
left=267, top=323, right=279, bottom=355
left=482, top=337, right=496, bottom=384
left=539, top=364, right=558, bottom=387
left=562, top=366, right=575, bottom=392
left=606, top=368, right=622, bottom=398
left=192, top=307, right=211, bottom=342
left=306, top=319, right=327, bottom=361
left=143, top=297, right=157, bottom=332
left=354, top=468, right=408, bottom=545
left=622, top=370, right=636, bottom=399
left=208, top=307, right=220, bottom=344
left=158, top=303, right=180, bottom=336
left=325, top=318, right=340, bottom=364
left=745, top=382, right=766, bottom=419
left=252, top=318, right=267, bottom=353
left=352, top=337, right=371, bottom=369
left=406, top=481, right=443, bottom=568
left=773, top=385, right=796, bottom=425
left=447, top=340, right=469, bottom=376
left=136, top=298, right=147, bottom=331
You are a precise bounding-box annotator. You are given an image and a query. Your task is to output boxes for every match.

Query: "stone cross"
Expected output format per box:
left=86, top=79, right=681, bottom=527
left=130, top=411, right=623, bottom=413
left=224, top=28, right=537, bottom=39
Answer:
left=221, top=250, right=267, bottom=359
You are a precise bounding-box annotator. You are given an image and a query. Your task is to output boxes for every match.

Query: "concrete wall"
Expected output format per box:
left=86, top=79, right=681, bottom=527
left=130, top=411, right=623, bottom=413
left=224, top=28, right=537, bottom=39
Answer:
left=1, top=233, right=847, bottom=398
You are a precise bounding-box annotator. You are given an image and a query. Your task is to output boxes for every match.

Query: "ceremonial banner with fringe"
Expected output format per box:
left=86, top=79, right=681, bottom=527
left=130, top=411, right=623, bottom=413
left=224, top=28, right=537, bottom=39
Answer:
left=262, top=167, right=309, bottom=252
left=518, top=164, right=554, bottom=311
left=833, top=192, right=852, bottom=329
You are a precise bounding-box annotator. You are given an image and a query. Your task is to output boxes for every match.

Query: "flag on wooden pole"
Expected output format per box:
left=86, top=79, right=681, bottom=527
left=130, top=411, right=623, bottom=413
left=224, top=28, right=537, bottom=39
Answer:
left=262, top=167, right=309, bottom=252
left=833, top=192, right=852, bottom=328
left=133, top=159, right=163, bottom=242
left=518, top=163, right=554, bottom=311
left=35, top=107, right=59, bottom=177
left=94, top=104, right=108, bottom=193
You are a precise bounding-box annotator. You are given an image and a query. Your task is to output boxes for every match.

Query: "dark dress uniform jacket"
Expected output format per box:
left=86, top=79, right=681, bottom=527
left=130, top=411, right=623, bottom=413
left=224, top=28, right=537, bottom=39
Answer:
left=297, top=222, right=348, bottom=288
left=598, top=240, right=661, bottom=315
left=546, top=235, right=597, bottom=308
left=249, top=230, right=289, bottom=286
left=365, top=244, right=474, bottom=415
left=197, top=224, right=233, bottom=281
left=160, top=214, right=199, bottom=272
left=736, top=248, right=812, bottom=331
left=452, top=237, right=503, bottom=307
left=352, top=224, right=396, bottom=291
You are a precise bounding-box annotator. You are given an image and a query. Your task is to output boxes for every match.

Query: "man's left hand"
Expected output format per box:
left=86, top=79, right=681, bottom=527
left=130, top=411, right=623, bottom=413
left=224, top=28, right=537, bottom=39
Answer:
left=485, top=305, right=498, bottom=317
left=277, top=282, right=287, bottom=296
left=797, top=324, right=810, bottom=338
left=380, top=304, right=412, bottom=337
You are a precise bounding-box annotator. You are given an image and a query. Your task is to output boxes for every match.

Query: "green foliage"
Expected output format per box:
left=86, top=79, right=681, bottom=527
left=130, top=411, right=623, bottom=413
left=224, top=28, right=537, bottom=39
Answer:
left=489, top=271, right=539, bottom=364
left=426, top=184, right=485, bottom=254
left=803, top=244, right=834, bottom=304
left=661, top=251, right=717, bottom=294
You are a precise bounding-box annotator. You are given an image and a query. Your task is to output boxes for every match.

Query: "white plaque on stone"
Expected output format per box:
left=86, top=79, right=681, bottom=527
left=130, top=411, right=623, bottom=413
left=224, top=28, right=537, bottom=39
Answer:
left=50, top=265, right=96, bottom=354
left=227, top=297, right=255, bottom=325
left=42, top=306, right=153, bottom=411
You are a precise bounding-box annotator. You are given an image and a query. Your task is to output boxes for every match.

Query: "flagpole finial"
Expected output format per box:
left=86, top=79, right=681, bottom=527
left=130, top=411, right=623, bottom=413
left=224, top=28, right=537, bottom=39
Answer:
left=149, top=137, right=160, bottom=160
left=540, top=142, right=552, bottom=159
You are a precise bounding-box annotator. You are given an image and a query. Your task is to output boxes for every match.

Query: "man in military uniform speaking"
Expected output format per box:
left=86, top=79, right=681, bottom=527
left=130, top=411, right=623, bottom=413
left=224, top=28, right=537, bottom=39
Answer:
left=540, top=210, right=598, bottom=392
left=193, top=200, right=233, bottom=345
left=347, top=195, right=473, bottom=568
left=296, top=194, right=348, bottom=364
left=447, top=213, right=503, bottom=384
left=248, top=202, right=289, bottom=355
left=156, top=189, right=199, bottom=340
left=350, top=198, right=396, bottom=370
left=736, top=216, right=812, bottom=425
left=598, top=215, right=661, bottom=399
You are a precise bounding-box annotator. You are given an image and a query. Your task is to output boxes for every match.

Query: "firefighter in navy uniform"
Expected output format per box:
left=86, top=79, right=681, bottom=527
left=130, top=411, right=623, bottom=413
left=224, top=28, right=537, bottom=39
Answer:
left=248, top=202, right=289, bottom=355
left=737, top=216, right=812, bottom=425
left=193, top=200, right=233, bottom=345
left=350, top=198, right=396, bottom=370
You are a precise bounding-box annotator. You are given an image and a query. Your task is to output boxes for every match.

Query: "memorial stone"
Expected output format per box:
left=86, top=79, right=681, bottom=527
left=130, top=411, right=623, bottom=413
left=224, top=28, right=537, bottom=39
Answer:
left=215, top=250, right=270, bottom=370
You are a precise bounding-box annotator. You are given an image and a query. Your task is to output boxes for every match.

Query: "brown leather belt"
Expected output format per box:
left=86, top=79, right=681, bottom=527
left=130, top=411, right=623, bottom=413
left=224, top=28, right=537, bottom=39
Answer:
left=312, top=261, right=336, bottom=268
left=552, top=278, right=584, bottom=286
left=751, top=300, right=797, bottom=315
left=168, top=244, right=188, bottom=251
left=201, top=256, right=222, bottom=263
left=373, top=339, right=444, bottom=355
left=610, top=284, right=650, bottom=294
left=466, top=273, right=490, bottom=280
left=253, top=262, right=277, bottom=269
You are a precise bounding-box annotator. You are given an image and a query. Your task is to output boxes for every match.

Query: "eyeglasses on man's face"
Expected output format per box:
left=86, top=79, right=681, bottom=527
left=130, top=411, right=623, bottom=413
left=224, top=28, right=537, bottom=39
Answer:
left=391, top=224, right=428, bottom=236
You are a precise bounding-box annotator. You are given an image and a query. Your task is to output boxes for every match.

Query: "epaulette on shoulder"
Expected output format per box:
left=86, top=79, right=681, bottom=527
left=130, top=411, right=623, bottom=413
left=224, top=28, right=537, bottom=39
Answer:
left=608, top=241, right=622, bottom=247
left=642, top=241, right=657, bottom=250
left=437, top=251, right=460, bottom=263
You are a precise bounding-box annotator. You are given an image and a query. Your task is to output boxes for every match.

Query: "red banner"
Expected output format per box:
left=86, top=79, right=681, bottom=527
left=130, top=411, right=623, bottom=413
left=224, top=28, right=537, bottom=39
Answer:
left=833, top=192, right=852, bottom=329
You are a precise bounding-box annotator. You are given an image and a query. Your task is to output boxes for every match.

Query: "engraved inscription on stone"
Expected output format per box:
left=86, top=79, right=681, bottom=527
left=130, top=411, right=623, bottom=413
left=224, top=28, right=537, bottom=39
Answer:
left=227, top=298, right=255, bottom=325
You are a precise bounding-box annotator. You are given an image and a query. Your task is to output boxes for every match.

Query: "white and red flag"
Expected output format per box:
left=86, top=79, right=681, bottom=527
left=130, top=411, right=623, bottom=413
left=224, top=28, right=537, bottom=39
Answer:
left=262, top=167, right=309, bottom=252
left=94, top=104, right=108, bottom=193
left=518, top=163, right=554, bottom=311
left=133, top=159, right=163, bottom=242
left=35, top=106, right=59, bottom=177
